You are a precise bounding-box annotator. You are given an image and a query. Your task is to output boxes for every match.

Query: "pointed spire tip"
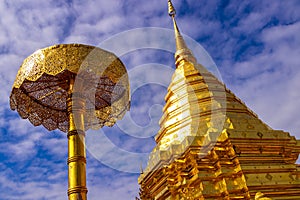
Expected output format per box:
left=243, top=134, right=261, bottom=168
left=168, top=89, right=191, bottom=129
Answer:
left=167, top=0, right=197, bottom=66
left=168, top=0, right=176, bottom=17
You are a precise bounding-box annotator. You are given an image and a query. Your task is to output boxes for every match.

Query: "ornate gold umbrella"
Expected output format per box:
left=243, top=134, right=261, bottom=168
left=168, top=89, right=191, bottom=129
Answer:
left=10, top=44, right=130, bottom=200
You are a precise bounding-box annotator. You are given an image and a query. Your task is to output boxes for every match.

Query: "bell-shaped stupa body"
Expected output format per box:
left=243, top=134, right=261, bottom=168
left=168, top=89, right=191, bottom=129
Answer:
left=138, top=1, right=300, bottom=199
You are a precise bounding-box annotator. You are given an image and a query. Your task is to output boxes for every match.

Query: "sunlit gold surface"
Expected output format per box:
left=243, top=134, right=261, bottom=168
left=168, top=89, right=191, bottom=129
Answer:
left=10, top=44, right=130, bottom=200
left=10, top=44, right=130, bottom=132
left=138, top=1, right=300, bottom=199
left=67, top=78, right=87, bottom=200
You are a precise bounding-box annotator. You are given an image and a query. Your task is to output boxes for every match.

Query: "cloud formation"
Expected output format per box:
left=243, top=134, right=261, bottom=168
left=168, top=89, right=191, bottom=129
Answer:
left=0, top=0, right=299, bottom=199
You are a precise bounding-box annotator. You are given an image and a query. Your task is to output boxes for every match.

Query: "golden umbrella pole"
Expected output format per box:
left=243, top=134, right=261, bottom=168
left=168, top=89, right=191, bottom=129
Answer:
left=67, top=77, right=88, bottom=200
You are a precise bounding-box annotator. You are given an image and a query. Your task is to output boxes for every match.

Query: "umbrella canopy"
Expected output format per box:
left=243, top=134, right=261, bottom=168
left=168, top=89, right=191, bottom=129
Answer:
left=10, top=44, right=130, bottom=132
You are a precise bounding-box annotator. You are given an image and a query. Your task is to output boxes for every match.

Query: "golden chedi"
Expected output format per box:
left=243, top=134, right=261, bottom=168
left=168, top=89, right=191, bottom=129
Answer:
left=138, top=1, right=300, bottom=199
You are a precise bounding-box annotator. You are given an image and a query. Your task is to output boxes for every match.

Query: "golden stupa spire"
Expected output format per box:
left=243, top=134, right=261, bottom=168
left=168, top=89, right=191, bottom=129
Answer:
left=138, top=1, right=300, bottom=199
left=168, top=0, right=196, bottom=66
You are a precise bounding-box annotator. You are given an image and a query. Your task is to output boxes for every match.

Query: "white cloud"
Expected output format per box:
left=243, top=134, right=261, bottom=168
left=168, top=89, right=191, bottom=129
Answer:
left=0, top=131, right=42, bottom=161
left=40, top=135, right=67, bottom=157
left=0, top=0, right=299, bottom=199
left=228, top=21, right=300, bottom=139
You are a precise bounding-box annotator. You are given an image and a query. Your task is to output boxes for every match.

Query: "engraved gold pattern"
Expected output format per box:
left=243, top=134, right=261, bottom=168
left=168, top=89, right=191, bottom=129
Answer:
left=10, top=44, right=130, bottom=132
left=10, top=44, right=130, bottom=200
left=138, top=1, right=300, bottom=199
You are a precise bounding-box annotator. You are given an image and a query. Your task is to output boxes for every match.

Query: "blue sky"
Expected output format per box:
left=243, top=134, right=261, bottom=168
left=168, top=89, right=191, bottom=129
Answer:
left=0, top=0, right=299, bottom=199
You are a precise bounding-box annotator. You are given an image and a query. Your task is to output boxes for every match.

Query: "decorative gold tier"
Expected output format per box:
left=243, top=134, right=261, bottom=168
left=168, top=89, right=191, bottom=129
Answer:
left=138, top=1, right=300, bottom=199
left=138, top=56, right=300, bottom=200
